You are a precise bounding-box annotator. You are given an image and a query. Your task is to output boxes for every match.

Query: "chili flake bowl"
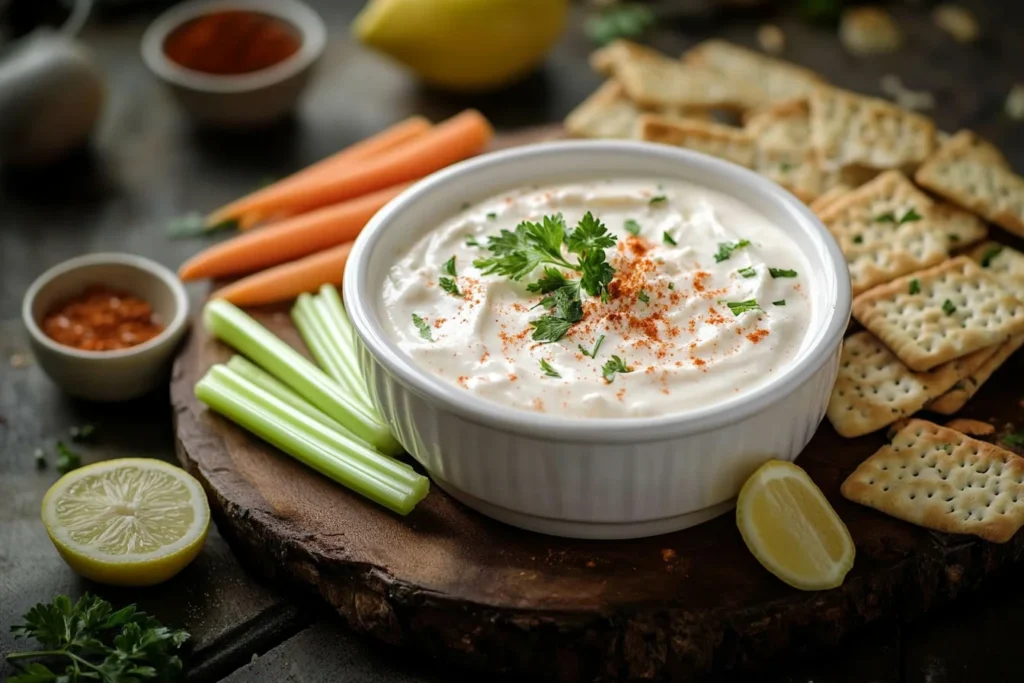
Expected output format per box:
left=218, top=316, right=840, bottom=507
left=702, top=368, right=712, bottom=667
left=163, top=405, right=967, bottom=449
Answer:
left=344, top=140, right=851, bottom=539
left=22, top=253, right=190, bottom=402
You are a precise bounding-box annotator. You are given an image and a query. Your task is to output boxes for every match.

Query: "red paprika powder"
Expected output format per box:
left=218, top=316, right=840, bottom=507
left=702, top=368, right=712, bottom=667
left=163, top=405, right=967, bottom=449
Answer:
left=164, top=11, right=302, bottom=76
left=43, top=286, right=165, bottom=352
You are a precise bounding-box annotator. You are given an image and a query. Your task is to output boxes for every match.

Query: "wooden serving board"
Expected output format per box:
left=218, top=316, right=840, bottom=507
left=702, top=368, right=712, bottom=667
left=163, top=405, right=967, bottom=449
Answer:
left=171, top=128, right=1024, bottom=681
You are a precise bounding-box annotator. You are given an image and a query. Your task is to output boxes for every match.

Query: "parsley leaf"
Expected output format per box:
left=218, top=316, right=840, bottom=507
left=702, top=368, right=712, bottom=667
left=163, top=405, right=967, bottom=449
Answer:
left=899, top=208, right=922, bottom=223
left=948, top=233, right=960, bottom=243
left=942, top=299, right=957, bottom=315
left=530, top=286, right=584, bottom=343
left=443, top=256, right=457, bottom=277
left=412, top=314, right=433, bottom=341
left=727, top=299, right=762, bottom=316
left=550, top=286, right=584, bottom=323
left=980, top=245, right=1004, bottom=268
left=714, top=239, right=751, bottom=263
left=768, top=267, right=797, bottom=278
left=465, top=235, right=481, bottom=247
left=772, top=299, right=786, bottom=306
left=579, top=334, right=606, bottom=359
left=662, top=231, right=677, bottom=246
left=474, top=214, right=574, bottom=280
left=69, top=424, right=96, bottom=443
left=585, top=2, right=656, bottom=46
left=668, top=282, right=675, bottom=290
left=738, top=266, right=757, bottom=278
left=7, top=594, right=189, bottom=683
left=624, top=219, right=642, bottom=236
left=852, top=235, right=864, bottom=244
left=526, top=266, right=572, bottom=295
left=439, top=277, right=462, bottom=297
left=909, top=278, right=921, bottom=295
left=486, top=212, right=497, bottom=220
left=638, top=289, right=650, bottom=304
left=578, top=249, right=615, bottom=301
left=874, top=211, right=897, bottom=223
left=875, top=208, right=922, bottom=224
left=539, top=359, right=561, bottom=378
left=602, top=355, right=633, bottom=383
left=566, top=211, right=616, bottom=255
left=55, top=442, right=80, bottom=474
left=1003, top=432, right=1024, bottom=448
left=649, top=195, right=667, bottom=205
left=530, top=316, right=573, bottom=343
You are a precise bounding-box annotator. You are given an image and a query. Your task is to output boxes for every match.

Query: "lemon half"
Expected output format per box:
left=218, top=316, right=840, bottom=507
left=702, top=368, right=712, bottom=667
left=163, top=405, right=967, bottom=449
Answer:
left=737, top=460, right=855, bottom=591
left=41, top=458, right=210, bottom=586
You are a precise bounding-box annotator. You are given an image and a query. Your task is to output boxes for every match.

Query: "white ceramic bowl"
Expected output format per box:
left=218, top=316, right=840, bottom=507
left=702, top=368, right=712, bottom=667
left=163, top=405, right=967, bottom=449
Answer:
left=345, top=141, right=851, bottom=539
left=22, top=253, right=190, bottom=402
left=140, top=0, right=326, bottom=127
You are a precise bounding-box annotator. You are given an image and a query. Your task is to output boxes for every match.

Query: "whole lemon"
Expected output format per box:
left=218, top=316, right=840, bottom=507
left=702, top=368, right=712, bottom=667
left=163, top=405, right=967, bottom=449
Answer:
left=354, top=0, right=569, bottom=92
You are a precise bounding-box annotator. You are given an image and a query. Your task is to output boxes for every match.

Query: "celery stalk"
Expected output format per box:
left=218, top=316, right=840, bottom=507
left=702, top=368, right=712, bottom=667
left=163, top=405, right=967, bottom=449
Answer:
left=210, top=364, right=422, bottom=487
left=292, top=294, right=352, bottom=391
left=316, top=286, right=373, bottom=409
left=204, top=299, right=401, bottom=455
left=196, top=371, right=427, bottom=515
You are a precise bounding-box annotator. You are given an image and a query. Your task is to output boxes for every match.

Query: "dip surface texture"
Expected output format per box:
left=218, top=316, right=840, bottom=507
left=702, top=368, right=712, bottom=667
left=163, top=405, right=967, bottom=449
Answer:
left=382, top=179, right=813, bottom=418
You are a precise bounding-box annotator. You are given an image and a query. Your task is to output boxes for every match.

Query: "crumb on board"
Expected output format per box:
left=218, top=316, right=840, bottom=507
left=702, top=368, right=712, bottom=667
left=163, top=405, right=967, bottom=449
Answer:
left=840, top=7, right=903, bottom=56
left=944, top=418, right=995, bottom=437
left=661, top=548, right=676, bottom=562
left=933, top=4, right=980, bottom=43
left=757, top=24, right=785, bottom=55
left=880, top=74, right=935, bottom=111
left=9, top=352, right=32, bottom=368
left=1005, top=84, right=1024, bottom=120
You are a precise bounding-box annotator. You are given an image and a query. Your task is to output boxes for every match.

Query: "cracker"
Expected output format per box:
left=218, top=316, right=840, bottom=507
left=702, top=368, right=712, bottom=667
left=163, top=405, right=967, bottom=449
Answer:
left=637, top=115, right=757, bottom=168
left=841, top=419, right=1024, bottom=543
left=915, top=130, right=1024, bottom=238
left=928, top=333, right=1024, bottom=415
left=818, top=170, right=948, bottom=295
left=809, top=87, right=937, bottom=171
left=590, top=39, right=667, bottom=77
left=944, top=419, right=996, bottom=437
left=565, top=82, right=709, bottom=139
left=852, top=256, right=1024, bottom=371
left=616, top=50, right=763, bottom=111
left=810, top=184, right=853, bottom=215
left=932, top=202, right=988, bottom=249
left=683, top=40, right=825, bottom=106
left=826, top=332, right=964, bottom=438
left=970, top=242, right=1024, bottom=289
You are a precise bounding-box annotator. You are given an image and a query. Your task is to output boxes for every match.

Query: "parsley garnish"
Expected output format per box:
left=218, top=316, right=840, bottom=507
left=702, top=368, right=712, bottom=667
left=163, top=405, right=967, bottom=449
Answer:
left=668, top=282, right=675, bottom=290
left=1003, top=432, right=1024, bottom=448
left=475, top=212, right=616, bottom=301
left=55, top=442, right=81, bottom=474
left=900, top=208, right=923, bottom=223
left=874, top=208, right=922, bottom=224
left=6, top=594, right=189, bottom=683
left=585, top=2, right=656, bottom=46
left=412, top=314, right=433, bottom=341
left=443, top=256, right=457, bottom=276
left=486, top=212, right=497, bottom=220
left=662, top=231, right=677, bottom=246
left=530, top=316, right=573, bottom=343
left=624, top=219, right=642, bottom=236
left=737, top=266, right=757, bottom=278
left=539, top=359, right=561, bottom=378
left=779, top=161, right=793, bottom=172
left=638, top=289, right=650, bottom=304
left=714, top=239, right=751, bottom=263
left=649, top=195, right=667, bottom=205
left=980, top=245, right=1004, bottom=267
left=874, top=211, right=897, bottom=223
left=772, top=299, right=786, bottom=306
left=439, top=278, right=462, bottom=297
left=852, top=235, right=864, bottom=244
left=942, top=299, right=957, bottom=315
left=909, top=278, right=921, bottom=295
left=768, top=267, right=797, bottom=278
left=949, top=233, right=960, bottom=243
left=602, top=355, right=633, bottom=383
left=465, top=235, right=482, bottom=247
left=69, top=424, right=96, bottom=443
left=579, top=334, right=606, bottom=359
left=940, top=443, right=955, bottom=454
left=727, top=299, right=762, bottom=316
left=530, top=286, right=584, bottom=343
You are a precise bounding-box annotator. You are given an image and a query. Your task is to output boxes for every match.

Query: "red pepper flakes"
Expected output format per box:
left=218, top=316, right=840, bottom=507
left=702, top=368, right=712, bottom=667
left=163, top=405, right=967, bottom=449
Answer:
left=746, top=329, right=770, bottom=344
left=43, top=285, right=164, bottom=352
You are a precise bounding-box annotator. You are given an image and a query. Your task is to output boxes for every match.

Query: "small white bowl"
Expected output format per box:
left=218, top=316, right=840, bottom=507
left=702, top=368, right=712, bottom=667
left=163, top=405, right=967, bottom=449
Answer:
left=22, top=253, right=190, bottom=402
left=345, top=141, right=851, bottom=539
left=140, top=0, right=326, bottom=127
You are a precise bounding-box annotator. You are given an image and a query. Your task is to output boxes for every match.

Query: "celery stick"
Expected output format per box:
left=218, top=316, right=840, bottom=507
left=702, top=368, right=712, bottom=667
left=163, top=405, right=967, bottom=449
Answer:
left=292, top=294, right=351, bottom=389
left=211, top=364, right=423, bottom=488
left=203, top=299, right=401, bottom=455
left=225, top=355, right=349, bottom=436
left=196, top=373, right=426, bottom=515
left=313, top=294, right=374, bottom=410
left=317, top=286, right=371, bottom=403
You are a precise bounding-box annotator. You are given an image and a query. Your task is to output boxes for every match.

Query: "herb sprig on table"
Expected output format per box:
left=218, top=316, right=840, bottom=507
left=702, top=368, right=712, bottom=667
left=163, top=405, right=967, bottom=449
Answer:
left=6, top=594, right=190, bottom=683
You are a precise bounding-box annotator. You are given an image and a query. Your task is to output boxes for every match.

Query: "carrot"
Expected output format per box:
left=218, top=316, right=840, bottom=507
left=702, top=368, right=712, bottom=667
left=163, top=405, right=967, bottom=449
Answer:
left=208, top=116, right=431, bottom=229
left=180, top=182, right=411, bottom=281
left=212, top=110, right=493, bottom=230
left=212, top=243, right=354, bottom=307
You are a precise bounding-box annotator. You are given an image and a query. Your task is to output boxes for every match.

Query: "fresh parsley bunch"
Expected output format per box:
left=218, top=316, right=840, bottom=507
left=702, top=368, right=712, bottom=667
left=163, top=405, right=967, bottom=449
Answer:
left=474, top=212, right=617, bottom=342
left=6, top=594, right=189, bottom=682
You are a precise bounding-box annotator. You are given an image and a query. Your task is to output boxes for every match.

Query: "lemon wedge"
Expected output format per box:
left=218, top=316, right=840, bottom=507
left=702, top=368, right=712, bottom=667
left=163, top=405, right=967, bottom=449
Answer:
left=736, top=460, right=855, bottom=590
left=41, top=458, right=210, bottom=586
left=353, top=0, right=569, bottom=92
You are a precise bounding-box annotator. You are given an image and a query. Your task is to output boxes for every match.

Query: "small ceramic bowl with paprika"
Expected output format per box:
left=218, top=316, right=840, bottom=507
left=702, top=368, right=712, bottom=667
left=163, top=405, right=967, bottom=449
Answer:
left=22, top=253, right=190, bottom=402
left=140, top=0, right=326, bottom=127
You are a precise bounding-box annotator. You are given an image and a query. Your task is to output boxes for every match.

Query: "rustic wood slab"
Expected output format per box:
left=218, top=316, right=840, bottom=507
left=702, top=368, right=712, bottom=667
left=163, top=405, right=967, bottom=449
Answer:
left=171, top=128, right=1024, bottom=682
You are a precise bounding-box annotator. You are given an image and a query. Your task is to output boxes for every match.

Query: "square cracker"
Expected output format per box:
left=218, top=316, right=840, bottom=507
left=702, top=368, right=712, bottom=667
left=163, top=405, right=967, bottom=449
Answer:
left=564, top=81, right=709, bottom=139
left=810, top=184, right=853, bottom=215
left=841, top=419, right=1024, bottom=543
left=590, top=39, right=667, bottom=77
left=970, top=242, right=1024, bottom=289
left=928, top=333, right=1024, bottom=415
left=826, top=332, right=965, bottom=438
left=614, top=49, right=763, bottom=111
left=818, top=170, right=948, bottom=295
left=915, top=130, right=1024, bottom=238
left=682, top=40, right=826, bottom=106
left=852, top=256, right=1024, bottom=371
left=636, top=115, right=757, bottom=168
left=932, top=203, right=988, bottom=249
left=809, top=88, right=937, bottom=171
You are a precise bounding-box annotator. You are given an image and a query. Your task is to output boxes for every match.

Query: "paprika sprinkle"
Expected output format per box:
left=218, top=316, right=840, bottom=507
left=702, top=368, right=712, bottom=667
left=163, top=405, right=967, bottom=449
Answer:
left=163, top=11, right=302, bottom=76
left=43, top=286, right=165, bottom=352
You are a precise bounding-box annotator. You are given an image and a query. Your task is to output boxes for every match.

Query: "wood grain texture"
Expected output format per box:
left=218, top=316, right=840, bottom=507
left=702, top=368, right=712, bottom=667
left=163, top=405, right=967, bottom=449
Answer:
left=171, top=130, right=1024, bottom=682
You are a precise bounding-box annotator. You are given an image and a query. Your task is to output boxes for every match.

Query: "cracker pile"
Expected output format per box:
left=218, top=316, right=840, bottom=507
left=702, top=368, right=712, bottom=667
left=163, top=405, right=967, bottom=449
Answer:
left=566, top=39, right=1024, bottom=443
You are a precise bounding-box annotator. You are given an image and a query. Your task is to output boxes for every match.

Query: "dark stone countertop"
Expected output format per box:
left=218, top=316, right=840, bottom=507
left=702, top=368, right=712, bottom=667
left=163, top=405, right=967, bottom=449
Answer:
left=2, top=1, right=1023, bottom=681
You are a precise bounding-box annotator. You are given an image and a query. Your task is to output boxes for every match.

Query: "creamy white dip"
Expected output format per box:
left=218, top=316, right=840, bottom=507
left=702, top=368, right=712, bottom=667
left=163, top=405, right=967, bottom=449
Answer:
left=381, top=179, right=813, bottom=418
